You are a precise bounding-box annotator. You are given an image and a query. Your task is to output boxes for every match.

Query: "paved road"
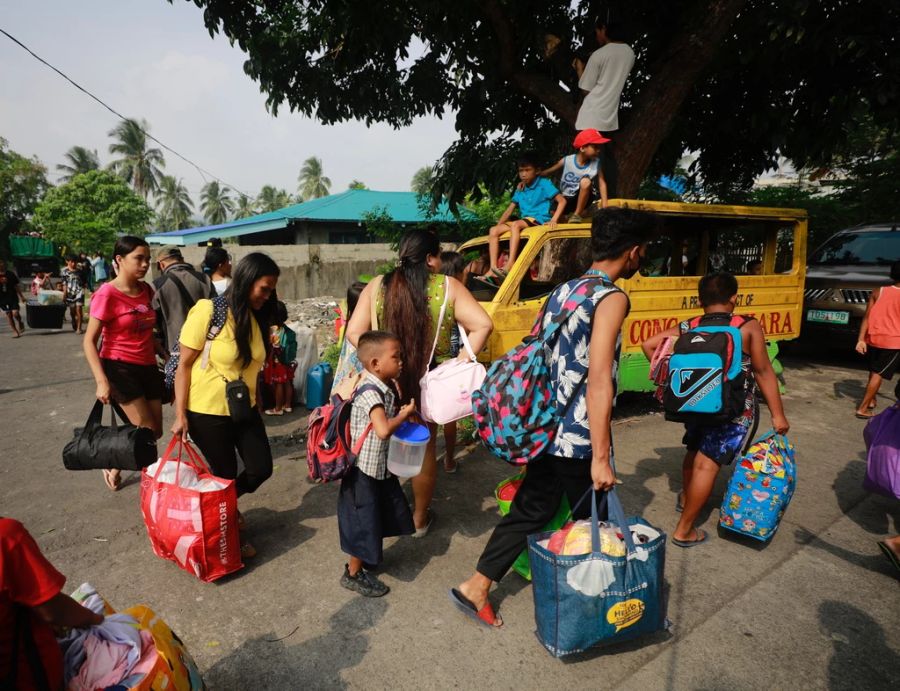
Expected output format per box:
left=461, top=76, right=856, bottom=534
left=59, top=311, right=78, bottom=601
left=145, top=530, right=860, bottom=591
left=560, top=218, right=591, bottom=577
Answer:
left=1, top=319, right=898, bottom=690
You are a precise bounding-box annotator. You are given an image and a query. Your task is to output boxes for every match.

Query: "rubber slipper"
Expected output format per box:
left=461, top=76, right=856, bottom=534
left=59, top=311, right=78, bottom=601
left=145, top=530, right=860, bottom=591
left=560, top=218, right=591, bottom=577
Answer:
left=448, top=588, right=502, bottom=628
left=675, top=491, right=684, bottom=513
left=473, top=276, right=499, bottom=289
left=443, top=458, right=458, bottom=474
left=413, top=509, right=434, bottom=538
left=855, top=411, right=875, bottom=420
left=672, top=528, right=709, bottom=548
left=877, top=541, right=900, bottom=573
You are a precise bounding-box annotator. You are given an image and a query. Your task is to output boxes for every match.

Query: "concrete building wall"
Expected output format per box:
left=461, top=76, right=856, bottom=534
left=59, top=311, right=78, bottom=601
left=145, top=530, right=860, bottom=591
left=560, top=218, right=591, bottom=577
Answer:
left=176, top=243, right=397, bottom=299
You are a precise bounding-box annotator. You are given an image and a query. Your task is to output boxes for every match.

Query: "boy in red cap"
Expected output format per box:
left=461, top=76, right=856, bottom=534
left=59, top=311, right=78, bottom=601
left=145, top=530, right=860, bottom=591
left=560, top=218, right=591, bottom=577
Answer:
left=538, top=129, right=610, bottom=221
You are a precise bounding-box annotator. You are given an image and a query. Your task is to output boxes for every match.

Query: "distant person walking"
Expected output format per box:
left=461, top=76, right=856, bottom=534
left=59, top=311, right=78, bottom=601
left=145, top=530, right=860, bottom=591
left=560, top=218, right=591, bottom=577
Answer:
left=855, top=261, right=900, bottom=418
left=83, top=236, right=164, bottom=490
left=152, top=246, right=215, bottom=352
left=0, top=259, right=26, bottom=337
left=90, top=251, right=109, bottom=287
left=574, top=18, right=636, bottom=197
left=346, top=228, right=493, bottom=535
left=61, top=254, right=87, bottom=334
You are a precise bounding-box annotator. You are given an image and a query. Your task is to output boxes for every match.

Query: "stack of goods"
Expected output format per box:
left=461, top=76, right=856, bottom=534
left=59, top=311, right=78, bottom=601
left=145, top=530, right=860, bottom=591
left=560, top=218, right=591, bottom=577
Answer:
left=540, top=520, right=661, bottom=557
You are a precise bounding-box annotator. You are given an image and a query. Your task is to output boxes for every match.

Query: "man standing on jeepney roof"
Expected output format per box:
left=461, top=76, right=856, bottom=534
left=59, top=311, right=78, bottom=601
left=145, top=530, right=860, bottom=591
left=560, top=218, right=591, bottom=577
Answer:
left=574, top=17, right=635, bottom=197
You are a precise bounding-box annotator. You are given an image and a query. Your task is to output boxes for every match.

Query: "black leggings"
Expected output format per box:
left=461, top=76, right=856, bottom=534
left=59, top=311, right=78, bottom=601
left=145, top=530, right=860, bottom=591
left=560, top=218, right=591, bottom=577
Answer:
left=476, top=454, right=604, bottom=582
left=186, top=409, right=273, bottom=496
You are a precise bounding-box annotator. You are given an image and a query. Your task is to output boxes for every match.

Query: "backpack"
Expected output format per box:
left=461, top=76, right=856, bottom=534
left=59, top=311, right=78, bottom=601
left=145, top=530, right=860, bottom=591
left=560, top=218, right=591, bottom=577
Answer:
left=472, top=277, right=619, bottom=465
left=306, top=383, right=381, bottom=482
left=163, top=296, right=229, bottom=397
left=663, top=313, right=752, bottom=425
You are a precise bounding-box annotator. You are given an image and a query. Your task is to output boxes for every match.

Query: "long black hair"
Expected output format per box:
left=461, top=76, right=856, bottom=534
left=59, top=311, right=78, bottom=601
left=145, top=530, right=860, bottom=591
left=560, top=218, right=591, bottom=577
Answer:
left=203, top=247, right=229, bottom=274
left=382, top=227, right=441, bottom=403
left=229, top=252, right=280, bottom=366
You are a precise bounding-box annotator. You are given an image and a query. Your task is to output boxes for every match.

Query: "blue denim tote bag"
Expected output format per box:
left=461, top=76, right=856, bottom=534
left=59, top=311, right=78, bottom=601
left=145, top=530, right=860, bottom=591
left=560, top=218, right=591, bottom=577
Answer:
left=528, top=488, right=668, bottom=657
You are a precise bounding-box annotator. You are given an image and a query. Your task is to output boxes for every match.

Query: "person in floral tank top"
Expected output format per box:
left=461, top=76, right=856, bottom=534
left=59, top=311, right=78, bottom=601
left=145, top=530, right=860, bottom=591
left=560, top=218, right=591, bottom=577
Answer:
left=452, top=208, right=659, bottom=628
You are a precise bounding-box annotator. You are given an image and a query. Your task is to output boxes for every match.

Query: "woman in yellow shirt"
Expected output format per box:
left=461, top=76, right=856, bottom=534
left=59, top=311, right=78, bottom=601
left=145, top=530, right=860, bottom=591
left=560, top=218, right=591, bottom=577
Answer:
left=171, top=252, right=280, bottom=558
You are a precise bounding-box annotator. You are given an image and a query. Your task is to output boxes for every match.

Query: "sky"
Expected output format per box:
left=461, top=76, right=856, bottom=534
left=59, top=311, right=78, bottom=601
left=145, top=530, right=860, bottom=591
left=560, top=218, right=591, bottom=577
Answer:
left=0, top=0, right=458, bottom=203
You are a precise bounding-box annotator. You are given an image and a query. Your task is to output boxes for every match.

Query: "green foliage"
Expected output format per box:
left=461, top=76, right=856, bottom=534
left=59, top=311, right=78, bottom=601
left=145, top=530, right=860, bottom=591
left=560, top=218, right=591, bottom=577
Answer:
left=183, top=0, right=899, bottom=206
left=234, top=194, right=257, bottom=218
left=155, top=175, right=194, bottom=231
left=0, top=138, right=50, bottom=256
left=348, top=180, right=367, bottom=190
left=33, top=170, right=152, bottom=254
left=297, top=156, right=331, bottom=199
left=360, top=206, right=403, bottom=247
left=257, top=185, right=293, bottom=212
left=108, top=118, right=165, bottom=199
left=322, top=341, right=341, bottom=371
left=57, top=146, right=100, bottom=183
left=410, top=166, right=434, bottom=195
left=200, top=181, right=234, bottom=225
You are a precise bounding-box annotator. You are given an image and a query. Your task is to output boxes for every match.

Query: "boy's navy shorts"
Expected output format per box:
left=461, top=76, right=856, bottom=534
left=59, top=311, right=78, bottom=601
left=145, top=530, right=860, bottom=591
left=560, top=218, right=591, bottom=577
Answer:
left=683, top=417, right=758, bottom=466
left=337, top=466, right=414, bottom=565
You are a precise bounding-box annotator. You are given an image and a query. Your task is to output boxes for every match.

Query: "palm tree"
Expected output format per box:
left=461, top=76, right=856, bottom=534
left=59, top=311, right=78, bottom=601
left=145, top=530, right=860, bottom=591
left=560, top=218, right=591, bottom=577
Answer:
left=348, top=180, right=367, bottom=190
left=411, top=165, right=435, bottom=195
left=257, top=185, right=293, bottom=212
left=297, top=156, right=332, bottom=199
left=234, top=194, right=257, bottom=219
left=200, top=181, right=234, bottom=225
left=107, top=118, right=165, bottom=199
left=57, top=146, right=100, bottom=183
left=155, top=175, right=194, bottom=230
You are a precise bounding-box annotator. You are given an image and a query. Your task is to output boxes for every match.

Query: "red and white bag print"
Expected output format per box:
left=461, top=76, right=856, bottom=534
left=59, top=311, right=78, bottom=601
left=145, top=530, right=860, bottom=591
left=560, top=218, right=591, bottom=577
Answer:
left=140, top=435, right=243, bottom=582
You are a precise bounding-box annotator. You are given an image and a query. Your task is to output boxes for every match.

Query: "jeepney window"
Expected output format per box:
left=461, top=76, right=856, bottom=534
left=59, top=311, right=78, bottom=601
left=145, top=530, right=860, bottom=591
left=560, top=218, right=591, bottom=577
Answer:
left=652, top=217, right=796, bottom=276
left=519, top=237, right=593, bottom=300
left=462, top=238, right=530, bottom=299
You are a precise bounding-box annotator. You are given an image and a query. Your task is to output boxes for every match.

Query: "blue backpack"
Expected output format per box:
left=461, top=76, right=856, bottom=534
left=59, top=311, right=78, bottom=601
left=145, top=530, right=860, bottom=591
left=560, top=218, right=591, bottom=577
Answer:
left=472, top=278, right=618, bottom=465
left=663, top=313, right=751, bottom=425
left=163, top=296, right=229, bottom=398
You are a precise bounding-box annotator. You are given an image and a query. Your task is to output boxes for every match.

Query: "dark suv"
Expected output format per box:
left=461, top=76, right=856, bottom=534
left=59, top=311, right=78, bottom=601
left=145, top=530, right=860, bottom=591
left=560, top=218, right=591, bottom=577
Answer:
left=802, top=224, right=900, bottom=346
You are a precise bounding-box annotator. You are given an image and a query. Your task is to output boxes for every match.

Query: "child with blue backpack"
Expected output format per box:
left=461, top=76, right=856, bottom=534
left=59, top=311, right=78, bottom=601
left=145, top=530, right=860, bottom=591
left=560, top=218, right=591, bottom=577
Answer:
left=338, top=330, right=416, bottom=597
left=641, top=272, right=789, bottom=548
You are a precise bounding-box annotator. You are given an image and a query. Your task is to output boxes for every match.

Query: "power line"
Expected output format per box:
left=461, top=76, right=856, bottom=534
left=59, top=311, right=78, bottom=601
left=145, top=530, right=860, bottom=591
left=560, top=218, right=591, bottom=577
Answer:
left=0, top=26, right=252, bottom=199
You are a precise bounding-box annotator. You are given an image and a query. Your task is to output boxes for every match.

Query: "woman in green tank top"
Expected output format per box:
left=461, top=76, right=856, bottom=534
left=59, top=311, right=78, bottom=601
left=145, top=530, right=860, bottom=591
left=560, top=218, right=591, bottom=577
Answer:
left=347, top=229, right=493, bottom=534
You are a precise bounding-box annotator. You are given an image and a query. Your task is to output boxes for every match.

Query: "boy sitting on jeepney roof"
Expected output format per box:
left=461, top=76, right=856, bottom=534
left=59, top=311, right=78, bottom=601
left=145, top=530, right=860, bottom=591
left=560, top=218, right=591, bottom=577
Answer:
left=538, top=128, right=610, bottom=222
left=478, top=152, right=565, bottom=287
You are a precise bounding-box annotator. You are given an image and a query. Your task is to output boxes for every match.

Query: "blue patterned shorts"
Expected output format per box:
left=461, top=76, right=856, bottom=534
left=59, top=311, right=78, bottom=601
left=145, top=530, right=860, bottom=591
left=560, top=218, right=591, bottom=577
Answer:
left=683, top=420, right=756, bottom=466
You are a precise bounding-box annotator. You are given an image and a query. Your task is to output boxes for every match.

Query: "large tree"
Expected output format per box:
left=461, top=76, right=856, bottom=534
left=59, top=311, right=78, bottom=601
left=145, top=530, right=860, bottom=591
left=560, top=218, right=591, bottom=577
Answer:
left=297, top=156, right=332, bottom=200
left=0, top=138, right=50, bottom=252
left=108, top=118, right=165, bottom=199
left=200, top=180, right=234, bottom=225
left=32, top=170, right=152, bottom=254
left=155, top=175, right=194, bottom=230
left=177, top=0, right=899, bottom=204
left=57, top=146, right=100, bottom=183
left=410, top=166, right=435, bottom=196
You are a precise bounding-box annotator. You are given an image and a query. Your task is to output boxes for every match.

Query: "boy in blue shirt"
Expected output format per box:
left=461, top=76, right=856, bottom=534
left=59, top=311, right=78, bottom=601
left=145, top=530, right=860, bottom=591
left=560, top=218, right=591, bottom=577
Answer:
left=479, top=153, right=565, bottom=285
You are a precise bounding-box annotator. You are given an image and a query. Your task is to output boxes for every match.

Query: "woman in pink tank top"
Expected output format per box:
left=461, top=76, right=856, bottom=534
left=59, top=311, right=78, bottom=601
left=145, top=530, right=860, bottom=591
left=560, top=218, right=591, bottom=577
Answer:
left=855, top=261, right=900, bottom=418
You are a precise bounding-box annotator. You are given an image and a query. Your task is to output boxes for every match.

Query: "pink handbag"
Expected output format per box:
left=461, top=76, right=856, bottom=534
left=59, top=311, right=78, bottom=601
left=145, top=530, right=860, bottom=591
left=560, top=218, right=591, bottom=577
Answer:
left=419, top=276, right=487, bottom=424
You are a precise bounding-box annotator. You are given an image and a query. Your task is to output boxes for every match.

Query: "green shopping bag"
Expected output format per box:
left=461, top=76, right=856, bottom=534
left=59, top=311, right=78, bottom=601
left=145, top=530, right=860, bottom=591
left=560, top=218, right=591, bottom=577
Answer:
left=495, top=471, right=571, bottom=580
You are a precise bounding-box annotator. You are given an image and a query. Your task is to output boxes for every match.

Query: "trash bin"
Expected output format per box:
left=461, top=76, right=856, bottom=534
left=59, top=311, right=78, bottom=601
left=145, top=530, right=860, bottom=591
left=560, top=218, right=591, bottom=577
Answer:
left=26, top=302, right=66, bottom=329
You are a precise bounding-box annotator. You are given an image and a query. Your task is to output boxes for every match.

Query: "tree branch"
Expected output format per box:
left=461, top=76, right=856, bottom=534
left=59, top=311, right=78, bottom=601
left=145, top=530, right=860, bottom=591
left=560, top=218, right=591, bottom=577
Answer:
left=616, top=0, right=750, bottom=197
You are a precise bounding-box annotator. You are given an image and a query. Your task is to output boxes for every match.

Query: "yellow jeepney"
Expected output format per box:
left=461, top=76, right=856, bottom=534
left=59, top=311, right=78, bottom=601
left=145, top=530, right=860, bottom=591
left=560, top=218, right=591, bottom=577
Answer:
left=458, top=199, right=807, bottom=393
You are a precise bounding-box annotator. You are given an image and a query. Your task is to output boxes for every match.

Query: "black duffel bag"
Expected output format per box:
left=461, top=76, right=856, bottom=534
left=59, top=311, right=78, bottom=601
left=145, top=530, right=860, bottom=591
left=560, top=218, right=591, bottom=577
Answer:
left=62, top=401, right=158, bottom=471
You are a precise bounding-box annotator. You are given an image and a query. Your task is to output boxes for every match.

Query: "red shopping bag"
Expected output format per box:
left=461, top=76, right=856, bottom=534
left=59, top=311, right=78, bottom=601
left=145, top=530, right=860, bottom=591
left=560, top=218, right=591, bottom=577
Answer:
left=140, top=435, right=243, bottom=582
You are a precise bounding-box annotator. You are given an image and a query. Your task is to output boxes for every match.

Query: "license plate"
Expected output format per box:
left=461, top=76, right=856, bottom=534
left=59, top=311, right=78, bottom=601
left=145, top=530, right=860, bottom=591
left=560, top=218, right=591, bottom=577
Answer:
left=806, top=309, right=849, bottom=325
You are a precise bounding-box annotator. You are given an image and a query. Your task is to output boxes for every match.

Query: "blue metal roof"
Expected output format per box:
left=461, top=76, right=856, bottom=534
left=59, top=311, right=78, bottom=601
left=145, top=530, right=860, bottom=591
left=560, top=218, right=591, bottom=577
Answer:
left=146, top=190, right=470, bottom=246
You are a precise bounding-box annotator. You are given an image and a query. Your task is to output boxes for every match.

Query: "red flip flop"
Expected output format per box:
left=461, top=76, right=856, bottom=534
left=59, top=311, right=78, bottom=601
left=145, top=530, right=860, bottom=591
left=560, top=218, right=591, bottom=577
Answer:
left=448, top=588, right=502, bottom=628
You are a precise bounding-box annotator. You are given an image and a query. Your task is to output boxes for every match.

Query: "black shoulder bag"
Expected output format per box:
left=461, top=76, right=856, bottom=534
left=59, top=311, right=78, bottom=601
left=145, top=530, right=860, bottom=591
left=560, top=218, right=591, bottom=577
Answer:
left=62, top=400, right=158, bottom=471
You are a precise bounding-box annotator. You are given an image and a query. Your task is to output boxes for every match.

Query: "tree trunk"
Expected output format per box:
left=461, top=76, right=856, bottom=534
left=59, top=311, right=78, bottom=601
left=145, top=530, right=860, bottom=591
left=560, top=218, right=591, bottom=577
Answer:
left=615, top=0, right=749, bottom=197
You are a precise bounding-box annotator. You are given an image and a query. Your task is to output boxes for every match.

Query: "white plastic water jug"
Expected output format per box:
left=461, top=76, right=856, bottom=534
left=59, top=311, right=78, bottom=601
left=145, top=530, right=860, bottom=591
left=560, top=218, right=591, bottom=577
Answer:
left=387, top=422, right=430, bottom=478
